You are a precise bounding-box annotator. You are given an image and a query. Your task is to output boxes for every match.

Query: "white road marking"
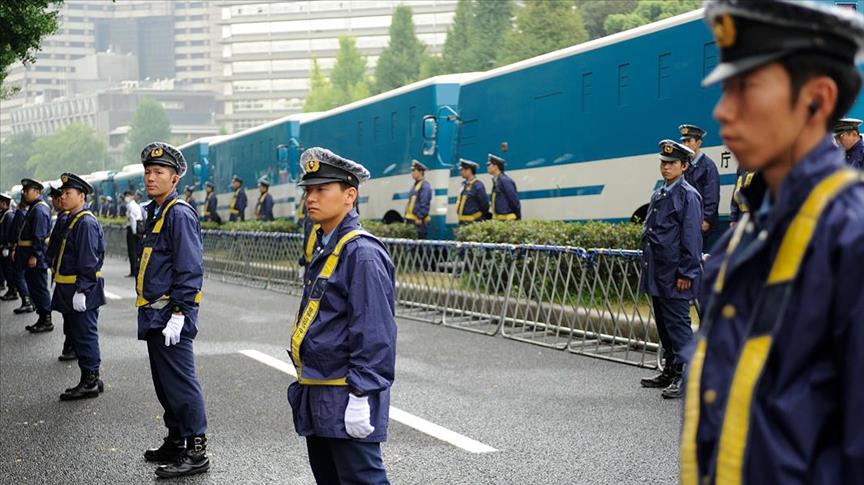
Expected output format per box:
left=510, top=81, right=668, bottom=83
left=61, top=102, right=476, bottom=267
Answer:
left=239, top=349, right=498, bottom=454
left=104, top=290, right=123, bottom=300
left=104, top=288, right=136, bottom=300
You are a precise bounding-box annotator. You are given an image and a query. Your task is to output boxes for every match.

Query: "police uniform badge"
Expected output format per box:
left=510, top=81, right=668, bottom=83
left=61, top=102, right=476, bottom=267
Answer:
left=713, top=14, right=736, bottom=48
left=151, top=147, right=164, bottom=159
left=305, top=159, right=320, bottom=173
left=61, top=175, right=69, bottom=183
left=664, top=145, right=674, bottom=154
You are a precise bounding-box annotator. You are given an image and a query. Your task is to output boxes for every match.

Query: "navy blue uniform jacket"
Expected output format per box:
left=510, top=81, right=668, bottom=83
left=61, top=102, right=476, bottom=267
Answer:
left=845, top=137, right=864, bottom=170
left=136, top=193, right=203, bottom=340
left=684, top=152, right=720, bottom=227
left=639, top=178, right=703, bottom=300
left=693, top=135, right=864, bottom=483
left=0, top=209, right=16, bottom=247
left=256, top=192, right=274, bottom=221
left=405, top=180, right=431, bottom=221
left=50, top=210, right=106, bottom=313
left=229, top=188, right=247, bottom=221
left=492, top=173, right=521, bottom=219
left=17, top=199, right=51, bottom=269
left=287, top=209, right=397, bottom=442
left=456, top=177, right=489, bottom=223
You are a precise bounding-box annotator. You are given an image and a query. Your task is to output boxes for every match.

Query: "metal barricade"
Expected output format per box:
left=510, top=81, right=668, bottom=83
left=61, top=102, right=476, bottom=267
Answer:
left=387, top=239, right=455, bottom=324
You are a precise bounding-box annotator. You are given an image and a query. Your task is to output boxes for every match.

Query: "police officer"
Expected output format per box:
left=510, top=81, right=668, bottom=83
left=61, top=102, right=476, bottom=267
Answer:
left=183, top=185, right=198, bottom=214
left=680, top=2, right=864, bottom=484
left=404, top=159, right=432, bottom=238
left=46, top=182, right=76, bottom=360
left=487, top=154, right=521, bottom=221
left=0, top=193, right=18, bottom=301
left=639, top=140, right=702, bottom=399
left=456, top=159, right=489, bottom=225
left=136, top=142, right=209, bottom=478
left=679, top=124, right=721, bottom=251
left=228, top=175, right=246, bottom=222
left=833, top=117, right=864, bottom=169
left=18, top=178, right=53, bottom=332
left=9, top=194, right=31, bottom=311
left=289, top=147, right=397, bottom=484
left=729, top=167, right=755, bottom=227
left=203, top=181, right=221, bottom=224
left=51, top=173, right=106, bottom=399
left=255, top=176, right=275, bottom=221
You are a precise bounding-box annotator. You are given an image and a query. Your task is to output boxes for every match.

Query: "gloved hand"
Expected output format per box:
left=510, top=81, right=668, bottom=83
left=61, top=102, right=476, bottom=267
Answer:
left=162, top=313, right=184, bottom=347
left=1, top=248, right=8, bottom=257
left=344, top=393, right=374, bottom=439
left=72, top=292, right=87, bottom=312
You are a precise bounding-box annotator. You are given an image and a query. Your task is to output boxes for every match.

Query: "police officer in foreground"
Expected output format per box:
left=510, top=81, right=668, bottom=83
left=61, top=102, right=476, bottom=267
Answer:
left=52, top=173, right=106, bottom=399
left=678, top=124, right=721, bottom=251
left=136, top=142, right=209, bottom=478
left=639, top=140, right=702, bottom=400
left=18, top=178, right=53, bottom=332
left=255, top=176, right=274, bottom=221
left=203, top=181, right=221, bottom=224
left=0, top=193, right=19, bottom=302
left=404, top=159, right=432, bottom=238
left=46, top=182, right=76, bottom=361
left=487, top=154, right=521, bottom=221
left=289, top=147, right=397, bottom=484
left=228, top=174, right=246, bottom=222
left=833, top=117, right=864, bottom=169
left=456, top=159, right=489, bottom=225
left=680, top=2, right=864, bottom=484
left=183, top=185, right=198, bottom=214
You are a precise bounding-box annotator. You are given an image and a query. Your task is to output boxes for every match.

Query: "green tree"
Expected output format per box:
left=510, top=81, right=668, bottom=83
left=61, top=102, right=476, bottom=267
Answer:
left=0, top=0, right=62, bottom=97
left=0, top=131, right=36, bottom=189
left=303, top=58, right=336, bottom=112
left=440, top=0, right=475, bottom=73
left=500, top=0, right=588, bottom=65
left=330, top=36, right=371, bottom=106
left=467, top=0, right=514, bottom=70
left=26, top=123, right=108, bottom=180
left=604, top=0, right=700, bottom=35
left=419, top=55, right=445, bottom=79
left=374, top=5, right=426, bottom=94
left=577, top=0, right=637, bottom=40
left=124, top=98, right=171, bottom=163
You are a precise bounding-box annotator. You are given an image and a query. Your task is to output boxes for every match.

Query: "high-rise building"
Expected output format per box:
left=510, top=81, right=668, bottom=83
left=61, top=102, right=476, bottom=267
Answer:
left=216, top=0, right=457, bottom=133
left=0, top=0, right=218, bottom=142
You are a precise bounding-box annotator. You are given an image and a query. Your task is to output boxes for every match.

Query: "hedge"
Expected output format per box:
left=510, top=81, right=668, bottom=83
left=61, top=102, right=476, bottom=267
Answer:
left=455, top=220, right=643, bottom=250
left=360, top=221, right=418, bottom=239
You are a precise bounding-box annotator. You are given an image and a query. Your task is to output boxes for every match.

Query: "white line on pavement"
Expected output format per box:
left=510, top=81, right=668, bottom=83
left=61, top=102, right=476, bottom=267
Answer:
left=238, top=349, right=498, bottom=454
left=105, top=288, right=136, bottom=300
left=104, top=290, right=123, bottom=300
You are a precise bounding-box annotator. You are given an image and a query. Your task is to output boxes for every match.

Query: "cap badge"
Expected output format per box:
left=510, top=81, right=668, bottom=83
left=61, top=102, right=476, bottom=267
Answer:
left=306, top=159, right=320, bottom=173
left=151, top=147, right=164, bottom=158
left=681, top=127, right=689, bottom=135
left=61, top=175, right=69, bottom=183
left=663, top=145, right=674, bottom=154
left=713, top=14, right=736, bottom=49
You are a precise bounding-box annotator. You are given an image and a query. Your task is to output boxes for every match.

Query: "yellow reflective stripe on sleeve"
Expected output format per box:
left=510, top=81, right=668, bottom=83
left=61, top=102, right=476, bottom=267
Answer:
left=54, top=271, right=102, bottom=284
left=137, top=198, right=180, bottom=307
left=291, top=228, right=366, bottom=386
left=679, top=338, right=708, bottom=485
left=493, top=213, right=518, bottom=221
left=715, top=336, right=772, bottom=485
left=53, top=210, right=95, bottom=280
left=713, top=213, right=750, bottom=294
left=304, top=223, right=321, bottom=263
left=767, top=169, right=861, bottom=284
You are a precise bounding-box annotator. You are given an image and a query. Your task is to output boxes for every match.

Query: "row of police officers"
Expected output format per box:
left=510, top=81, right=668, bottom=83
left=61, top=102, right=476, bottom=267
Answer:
left=195, top=175, right=275, bottom=224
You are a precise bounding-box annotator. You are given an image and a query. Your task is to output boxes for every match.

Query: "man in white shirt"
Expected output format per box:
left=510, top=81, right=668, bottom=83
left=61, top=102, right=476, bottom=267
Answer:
left=124, top=190, right=143, bottom=277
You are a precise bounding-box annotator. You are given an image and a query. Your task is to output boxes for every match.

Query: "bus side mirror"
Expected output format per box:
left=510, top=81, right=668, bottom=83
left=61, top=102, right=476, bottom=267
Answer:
left=422, top=115, right=437, bottom=156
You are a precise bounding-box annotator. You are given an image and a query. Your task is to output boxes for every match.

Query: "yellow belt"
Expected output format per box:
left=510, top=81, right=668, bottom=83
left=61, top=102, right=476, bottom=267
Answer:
left=17, top=238, right=48, bottom=247
left=493, top=213, right=518, bottom=221
left=55, top=271, right=102, bottom=284
left=458, top=211, right=483, bottom=222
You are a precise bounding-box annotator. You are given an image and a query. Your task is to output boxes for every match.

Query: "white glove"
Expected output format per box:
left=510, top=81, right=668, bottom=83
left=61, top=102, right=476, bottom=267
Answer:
left=73, top=292, right=87, bottom=312
left=344, top=394, right=374, bottom=439
left=1, top=248, right=8, bottom=257
left=162, top=313, right=184, bottom=347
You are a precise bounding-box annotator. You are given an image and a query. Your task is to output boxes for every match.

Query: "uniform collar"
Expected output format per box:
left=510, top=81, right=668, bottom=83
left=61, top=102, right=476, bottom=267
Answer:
left=662, top=176, right=683, bottom=192
left=691, top=151, right=705, bottom=166
left=152, top=191, right=179, bottom=218
left=848, top=137, right=864, bottom=154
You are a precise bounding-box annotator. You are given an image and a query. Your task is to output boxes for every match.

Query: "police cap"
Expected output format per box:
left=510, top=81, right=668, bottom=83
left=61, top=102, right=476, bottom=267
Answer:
left=459, top=159, right=479, bottom=172
left=833, top=117, right=862, bottom=134
left=46, top=181, right=63, bottom=198
left=21, top=178, right=44, bottom=191
left=184, top=185, right=195, bottom=193
left=678, top=124, right=707, bottom=141
left=299, top=147, right=370, bottom=188
left=0, top=192, right=11, bottom=202
left=703, top=0, right=864, bottom=86
left=257, top=176, right=270, bottom=187
left=658, top=139, right=694, bottom=163
left=141, top=142, right=187, bottom=177
left=205, top=181, right=215, bottom=189
left=411, top=159, right=428, bottom=172
left=487, top=154, right=506, bottom=169
left=59, top=172, right=94, bottom=195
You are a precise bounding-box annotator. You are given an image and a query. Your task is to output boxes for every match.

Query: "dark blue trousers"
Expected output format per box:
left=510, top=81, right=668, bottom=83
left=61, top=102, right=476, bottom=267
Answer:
left=24, top=268, right=50, bottom=315
left=65, top=309, right=101, bottom=373
left=306, top=436, right=389, bottom=485
left=651, top=297, right=693, bottom=365
left=13, top=264, right=28, bottom=296
left=0, top=256, right=14, bottom=288
left=146, top=331, right=207, bottom=437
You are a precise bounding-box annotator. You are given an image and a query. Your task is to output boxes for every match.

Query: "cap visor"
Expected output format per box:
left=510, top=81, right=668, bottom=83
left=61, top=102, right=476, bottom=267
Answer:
left=701, top=51, right=790, bottom=87
left=298, top=177, right=347, bottom=186
left=659, top=155, right=685, bottom=162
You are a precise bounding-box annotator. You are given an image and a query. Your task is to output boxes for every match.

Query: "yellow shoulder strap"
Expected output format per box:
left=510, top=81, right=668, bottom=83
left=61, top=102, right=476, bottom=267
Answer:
left=304, top=223, right=321, bottom=263
left=53, top=210, right=94, bottom=275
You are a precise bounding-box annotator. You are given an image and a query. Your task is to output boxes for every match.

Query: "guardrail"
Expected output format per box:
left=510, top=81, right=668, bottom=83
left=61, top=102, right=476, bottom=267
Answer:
left=104, top=226, right=665, bottom=368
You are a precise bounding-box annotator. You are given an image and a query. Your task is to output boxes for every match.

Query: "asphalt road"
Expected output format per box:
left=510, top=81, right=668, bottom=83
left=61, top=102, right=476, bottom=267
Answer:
left=0, top=258, right=681, bottom=484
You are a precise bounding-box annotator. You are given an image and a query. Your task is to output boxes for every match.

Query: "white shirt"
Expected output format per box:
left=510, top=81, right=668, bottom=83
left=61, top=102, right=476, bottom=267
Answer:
left=126, top=198, right=143, bottom=234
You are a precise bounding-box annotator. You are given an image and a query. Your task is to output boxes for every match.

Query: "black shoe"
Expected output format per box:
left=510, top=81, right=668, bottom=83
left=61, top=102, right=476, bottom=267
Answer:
left=155, top=436, right=210, bottom=478
left=641, top=361, right=674, bottom=388
left=661, top=364, right=685, bottom=399
left=64, top=379, right=103, bottom=393
left=13, top=296, right=35, bottom=314
left=0, top=288, right=18, bottom=301
left=60, top=372, right=101, bottom=401
left=26, top=314, right=53, bottom=333
left=58, top=347, right=78, bottom=361
left=144, top=437, right=186, bottom=463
